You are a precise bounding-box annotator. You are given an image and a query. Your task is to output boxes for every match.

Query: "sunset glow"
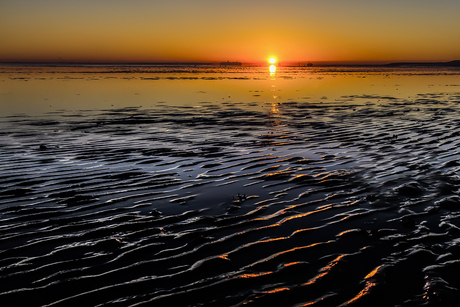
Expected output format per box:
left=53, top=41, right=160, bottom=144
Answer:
left=269, top=58, right=277, bottom=64
left=1, top=0, right=460, bottom=64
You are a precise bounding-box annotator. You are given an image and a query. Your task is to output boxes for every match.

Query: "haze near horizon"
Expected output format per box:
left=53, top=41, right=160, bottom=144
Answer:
left=1, top=0, right=460, bottom=64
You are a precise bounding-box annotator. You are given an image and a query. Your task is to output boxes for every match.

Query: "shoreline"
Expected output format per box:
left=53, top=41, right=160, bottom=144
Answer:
left=1, top=60, right=460, bottom=68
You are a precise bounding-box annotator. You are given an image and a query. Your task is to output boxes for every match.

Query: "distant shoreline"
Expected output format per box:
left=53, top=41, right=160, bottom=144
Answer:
left=384, top=60, right=460, bottom=67
left=0, top=62, right=216, bottom=67
left=1, top=60, right=460, bottom=68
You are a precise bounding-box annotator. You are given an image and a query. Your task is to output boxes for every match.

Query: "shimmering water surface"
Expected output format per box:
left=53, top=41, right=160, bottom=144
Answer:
left=2, top=65, right=460, bottom=306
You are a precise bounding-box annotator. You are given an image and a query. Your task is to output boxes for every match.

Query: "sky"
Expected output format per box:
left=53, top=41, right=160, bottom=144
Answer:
left=1, top=0, right=460, bottom=64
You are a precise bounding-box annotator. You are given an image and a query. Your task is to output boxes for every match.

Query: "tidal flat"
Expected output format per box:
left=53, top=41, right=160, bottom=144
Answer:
left=1, top=65, right=460, bottom=306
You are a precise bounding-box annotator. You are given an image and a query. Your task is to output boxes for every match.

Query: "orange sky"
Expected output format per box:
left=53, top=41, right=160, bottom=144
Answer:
left=1, top=0, right=460, bottom=64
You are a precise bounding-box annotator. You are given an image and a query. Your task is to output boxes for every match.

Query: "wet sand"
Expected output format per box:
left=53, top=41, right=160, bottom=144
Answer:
left=2, top=66, right=460, bottom=306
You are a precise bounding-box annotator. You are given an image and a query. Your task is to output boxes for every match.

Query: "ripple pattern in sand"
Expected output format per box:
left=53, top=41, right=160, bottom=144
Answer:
left=2, top=93, right=460, bottom=306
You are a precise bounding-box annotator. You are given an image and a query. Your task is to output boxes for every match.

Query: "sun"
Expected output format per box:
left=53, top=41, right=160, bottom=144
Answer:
left=269, top=57, right=276, bottom=64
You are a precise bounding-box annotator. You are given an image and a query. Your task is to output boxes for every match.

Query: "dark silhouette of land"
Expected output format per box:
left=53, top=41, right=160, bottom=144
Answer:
left=385, top=60, right=460, bottom=67
left=220, top=61, right=242, bottom=66
left=0, top=61, right=214, bottom=67
left=1, top=60, right=460, bottom=67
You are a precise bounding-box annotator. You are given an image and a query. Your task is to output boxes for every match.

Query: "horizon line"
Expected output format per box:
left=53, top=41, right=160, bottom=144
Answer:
left=1, top=59, right=459, bottom=67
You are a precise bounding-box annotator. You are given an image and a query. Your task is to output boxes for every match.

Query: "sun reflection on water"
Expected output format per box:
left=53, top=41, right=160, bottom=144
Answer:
left=269, top=64, right=276, bottom=76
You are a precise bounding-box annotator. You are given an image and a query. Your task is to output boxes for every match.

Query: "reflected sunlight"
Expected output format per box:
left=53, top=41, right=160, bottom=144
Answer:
left=269, top=64, right=276, bottom=75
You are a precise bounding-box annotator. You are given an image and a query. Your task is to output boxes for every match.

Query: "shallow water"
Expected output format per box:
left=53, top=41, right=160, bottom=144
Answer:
left=2, top=65, right=460, bottom=306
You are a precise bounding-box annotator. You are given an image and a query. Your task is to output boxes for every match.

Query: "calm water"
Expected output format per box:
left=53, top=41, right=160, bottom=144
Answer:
left=2, top=65, right=460, bottom=117
left=2, top=65, right=460, bottom=306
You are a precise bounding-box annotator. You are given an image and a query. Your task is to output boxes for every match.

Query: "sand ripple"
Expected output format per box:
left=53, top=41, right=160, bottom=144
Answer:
left=2, top=92, right=460, bottom=306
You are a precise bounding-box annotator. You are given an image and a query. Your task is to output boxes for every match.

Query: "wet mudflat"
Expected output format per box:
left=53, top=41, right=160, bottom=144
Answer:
left=2, top=66, right=460, bottom=306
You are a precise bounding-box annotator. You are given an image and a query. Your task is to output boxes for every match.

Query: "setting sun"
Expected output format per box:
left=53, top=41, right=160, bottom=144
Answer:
left=269, top=58, right=277, bottom=64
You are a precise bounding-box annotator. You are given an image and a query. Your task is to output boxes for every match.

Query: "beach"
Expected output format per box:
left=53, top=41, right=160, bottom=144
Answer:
left=1, top=65, right=460, bottom=306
